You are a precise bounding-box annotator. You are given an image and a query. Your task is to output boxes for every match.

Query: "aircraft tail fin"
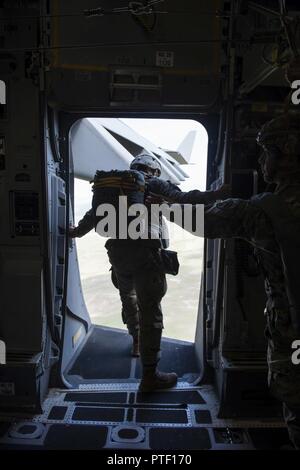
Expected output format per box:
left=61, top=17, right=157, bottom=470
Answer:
left=177, top=130, right=197, bottom=163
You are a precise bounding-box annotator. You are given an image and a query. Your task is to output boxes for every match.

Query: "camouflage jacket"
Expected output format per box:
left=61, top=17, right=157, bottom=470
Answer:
left=203, top=181, right=300, bottom=322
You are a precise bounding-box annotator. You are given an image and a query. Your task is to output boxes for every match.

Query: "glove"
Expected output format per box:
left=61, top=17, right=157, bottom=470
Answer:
left=214, top=184, right=232, bottom=200
left=68, top=226, right=80, bottom=238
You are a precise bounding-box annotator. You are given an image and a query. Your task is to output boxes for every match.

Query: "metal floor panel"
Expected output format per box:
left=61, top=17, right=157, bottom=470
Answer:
left=0, top=384, right=289, bottom=450
left=64, top=391, right=128, bottom=404
left=0, top=384, right=284, bottom=430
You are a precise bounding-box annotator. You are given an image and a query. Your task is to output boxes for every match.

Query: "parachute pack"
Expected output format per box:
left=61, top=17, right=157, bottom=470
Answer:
left=91, top=169, right=145, bottom=206
left=90, top=170, right=146, bottom=238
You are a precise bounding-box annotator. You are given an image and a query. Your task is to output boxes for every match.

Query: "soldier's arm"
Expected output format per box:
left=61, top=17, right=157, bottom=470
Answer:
left=69, top=208, right=95, bottom=238
left=203, top=198, right=274, bottom=242
left=148, top=178, right=230, bottom=204
left=178, top=186, right=231, bottom=204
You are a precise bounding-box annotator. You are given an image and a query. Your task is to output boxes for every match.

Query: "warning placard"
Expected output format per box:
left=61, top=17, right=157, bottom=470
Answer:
left=156, top=51, right=174, bottom=67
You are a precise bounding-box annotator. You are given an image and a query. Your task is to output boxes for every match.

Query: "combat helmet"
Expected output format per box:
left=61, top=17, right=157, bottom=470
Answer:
left=256, top=112, right=300, bottom=160
left=130, top=150, right=162, bottom=176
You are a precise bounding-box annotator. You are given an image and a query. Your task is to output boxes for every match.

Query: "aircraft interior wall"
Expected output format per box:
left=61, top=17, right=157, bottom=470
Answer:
left=0, top=69, right=51, bottom=408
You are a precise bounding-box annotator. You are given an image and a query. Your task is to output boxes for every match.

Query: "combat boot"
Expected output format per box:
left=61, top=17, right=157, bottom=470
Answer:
left=139, top=366, right=178, bottom=392
left=131, top=333, right=140, bottom=357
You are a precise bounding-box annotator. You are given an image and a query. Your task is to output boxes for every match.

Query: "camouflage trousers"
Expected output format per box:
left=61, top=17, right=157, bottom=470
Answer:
left=105, top=239, right=167, bottom=367
left=110, top=266, right=140, bottom=337
left=265, top=308, right=300, bottom=449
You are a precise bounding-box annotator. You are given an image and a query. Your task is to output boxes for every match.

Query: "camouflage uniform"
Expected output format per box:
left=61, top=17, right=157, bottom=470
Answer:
left=72, top=179, right=220, bottom=367
left=191, top=181, right=300, bottom=448
left=108, top=216, right=170, bottom=343
left=70, top=210, right=166, bottom=366
left=109, top=264, right=140, bottom=339
left=105, top=238, right=167, bottom=366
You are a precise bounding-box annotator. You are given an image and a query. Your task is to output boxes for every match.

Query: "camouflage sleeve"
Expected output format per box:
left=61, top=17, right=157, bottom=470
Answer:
left=204, top=198, right=274, bottom=242
left=148, top=178, right=218, bottom=204
left=177, top=189, right=219, bottom=204
left=72, top=208, right=95, bottom=237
